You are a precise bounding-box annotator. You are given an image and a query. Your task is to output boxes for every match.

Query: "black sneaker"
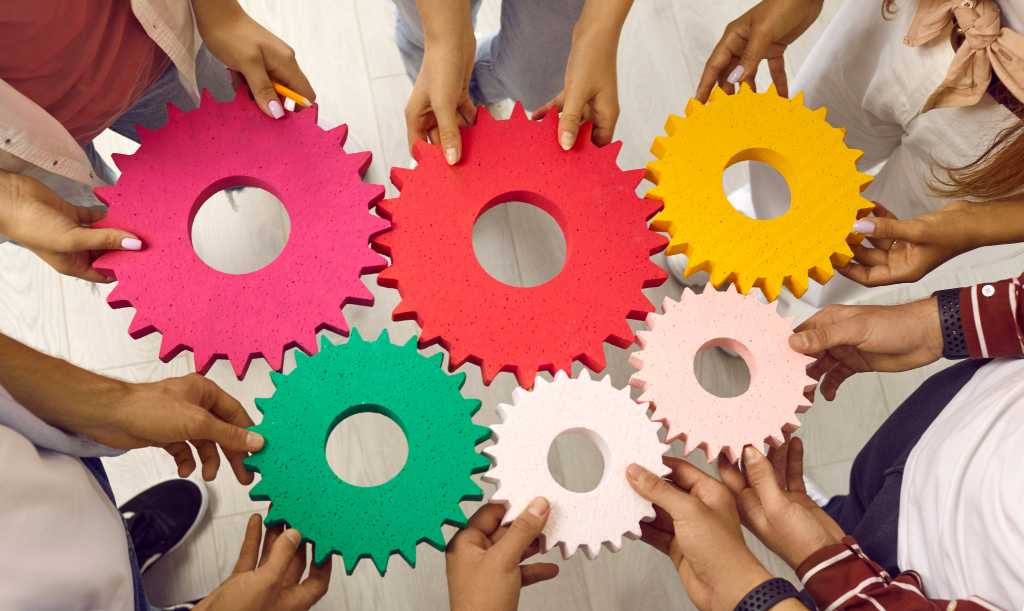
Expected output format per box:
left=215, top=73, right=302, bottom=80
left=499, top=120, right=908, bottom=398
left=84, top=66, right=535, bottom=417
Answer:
left=120, top=478, right=209, bottom=574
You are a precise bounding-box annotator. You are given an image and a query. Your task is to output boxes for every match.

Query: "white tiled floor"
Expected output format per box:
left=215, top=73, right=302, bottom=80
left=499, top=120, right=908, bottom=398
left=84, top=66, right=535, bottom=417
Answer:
left=2, top=1, right=1008, bottom=610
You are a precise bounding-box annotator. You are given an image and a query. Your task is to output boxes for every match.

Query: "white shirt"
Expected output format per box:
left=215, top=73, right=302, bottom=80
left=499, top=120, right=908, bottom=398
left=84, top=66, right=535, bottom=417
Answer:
left=898, top=359, right=1024, bottom=609
left=0, top=424, right=134, bottom=611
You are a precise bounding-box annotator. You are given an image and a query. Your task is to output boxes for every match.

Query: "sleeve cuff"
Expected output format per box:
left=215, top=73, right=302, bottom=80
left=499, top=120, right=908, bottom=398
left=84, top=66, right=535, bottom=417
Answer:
left=796, top=537, right=890, bottom=609
left=959, top=278, right=1024, bottom=359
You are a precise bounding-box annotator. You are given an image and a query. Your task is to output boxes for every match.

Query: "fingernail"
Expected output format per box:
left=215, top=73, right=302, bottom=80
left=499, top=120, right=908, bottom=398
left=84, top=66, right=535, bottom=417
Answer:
left=246, top=431, right=264, bottom=452
left=789, top=333, right=808, bottom=352
left=445, top=147, right=458, bottom=165
left=526, top=497, right=550, bottom=517
left=268, top=100, right=285, bottom=119
left=742, top=445, right=763, bottom=463
left=121, top=237, right=142, bottom=250
left=853, top=220, right=875, bottom=234
left=626, top=463, right=647, bottom=483
left=285, top=528, right=301, bottom=543
left=727, top=65, right=745, bottom=84
left=559, top=131, right=575, bottom=151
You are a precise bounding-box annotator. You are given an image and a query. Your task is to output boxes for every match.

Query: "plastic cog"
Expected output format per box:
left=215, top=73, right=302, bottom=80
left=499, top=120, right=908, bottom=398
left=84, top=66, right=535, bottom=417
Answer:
left=372, top=103, right=667, bottom=388
left=646, top=84, right=875, bottom=301
left=629, top=288, right=815, bottom=463
left=484, top=371, right=669, bottom=559
left=93, top=87, right=388, bottom=377
left=244, top=329, right=491, bottom=574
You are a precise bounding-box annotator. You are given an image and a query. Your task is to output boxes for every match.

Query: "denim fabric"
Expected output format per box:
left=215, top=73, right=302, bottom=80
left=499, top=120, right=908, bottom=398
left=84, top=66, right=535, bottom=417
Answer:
left=392, top=0, right=584, bottom=111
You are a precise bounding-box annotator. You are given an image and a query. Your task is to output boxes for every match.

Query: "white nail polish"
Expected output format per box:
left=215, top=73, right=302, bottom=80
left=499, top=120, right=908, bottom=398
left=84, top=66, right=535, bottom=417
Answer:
left=268, top=100, right=285, bottom=119
left=727, top=65, right=745, bottom=84
left=445, top=147, right=458, bottom=165
left=560, top=131, right=574, bottom=151
left=853, top=220, right=876, bottom=234
left=121, top=237, right=143, bottom=250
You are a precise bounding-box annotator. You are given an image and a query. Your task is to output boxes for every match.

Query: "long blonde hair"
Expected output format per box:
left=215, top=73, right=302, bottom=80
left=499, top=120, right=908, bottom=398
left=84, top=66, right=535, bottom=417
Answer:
left=882, top=0, right=1023, bottom=199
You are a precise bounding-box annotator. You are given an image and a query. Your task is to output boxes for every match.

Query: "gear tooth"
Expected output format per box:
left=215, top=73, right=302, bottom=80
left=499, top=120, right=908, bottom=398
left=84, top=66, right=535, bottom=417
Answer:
left=759, top=277, right=782, bottom=302
left=292, top=347, right=311, bottom=367
left=476, top=104, right=495, bottom=123
left=348, top=327, right=365, bottom=344
left=253, top=396, right=271, bottom=414
left=390, top=166, right=413, bottom=191
left=422, top=527, right=447, bottom=550
left=411, top=140, right=437, bottom=164
left=785, top=273, right=809, bottom=298
left=328, top=123, right=349, bottom=146
left=684, top=98, right=704, bottom=119
left=351, top=150, right=373, bottom=175
left=472, top=424, right=492, bottom=445
left=396, top=543, right=417, bottom=567
left=576, top=121, right=594, bottom=148
left=765, top=83, right=778, bottom=97
left=603, top=140, right=623, bottom=162
left=135, top=124, right=154, bottom=143
left=342, top=553, right=361, bottom=575
left=738, top=82, right=755, bottom=96
left=858, top=172, right=874, bottom=189
left=109, top=153, right=134, bottom=173
left=792, top=91, right=806, bottom=106
left=709, top=86, right=729, bottom=103
left=814, top=106, right=828, bottom=120
left=377, top=327, right=391, bottom=344
left=509, top=101, right=528, bottom=121
left=372, top=229, right=393, bottom=254
left=624, top=169, right=646, bottom=189
left=579, top=348, right=606, bottom=374
left=126, top=312, right=154, bottom=337
left=230, top=355, right=251, bottom=379
left=318, top=335, right=334, bottom=352
left=428, top=351, right=445, bottom=367
left=269, top=370, right=287, bottom=388
left=165, top=101, right=183, bottom=120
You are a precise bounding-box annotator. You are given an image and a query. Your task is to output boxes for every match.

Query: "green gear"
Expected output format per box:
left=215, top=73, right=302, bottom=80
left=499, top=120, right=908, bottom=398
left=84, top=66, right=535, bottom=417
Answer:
left=244, top=329, right=491, bottom=574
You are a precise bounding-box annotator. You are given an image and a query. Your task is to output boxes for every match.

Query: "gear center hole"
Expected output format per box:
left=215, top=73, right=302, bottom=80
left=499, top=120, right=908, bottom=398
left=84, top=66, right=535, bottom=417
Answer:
left=693, top=339, right=753, bottom=398
left=191, top=179, right=291, bottom=275
left=547, top=428, right=607, bottom=493
left=722, top=153, right=792, bottom=220
left=472, top=196, right=567, bottom=288
left=326, top=409, right=409, bottom=487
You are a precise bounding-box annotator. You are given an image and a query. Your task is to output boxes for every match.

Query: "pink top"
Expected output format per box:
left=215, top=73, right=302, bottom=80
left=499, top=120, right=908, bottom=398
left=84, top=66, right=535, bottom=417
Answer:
left=0, top=0, right=170, bottom=143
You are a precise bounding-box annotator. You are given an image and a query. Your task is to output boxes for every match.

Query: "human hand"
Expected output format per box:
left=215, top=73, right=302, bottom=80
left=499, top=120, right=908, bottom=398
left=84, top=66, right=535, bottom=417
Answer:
left=719, top=441, right=843, bottom=569
left=0, top=172, right=141, bottom=282
left=841, top=202, right=982, bottom=287
left=627, top=459, right=773, bottom=611
left=404, top=13, right=476, bottom=165
left=196, top=515, right=331, bottom=611
left=193, top=0, right=315, bottom=119
left=446, top=500, right=559, bottom=611
left=533, top=10, right=625, bottom=150
left=789, top=299, right=942, bottom=400
left=696, top=0, right=823, bottom=101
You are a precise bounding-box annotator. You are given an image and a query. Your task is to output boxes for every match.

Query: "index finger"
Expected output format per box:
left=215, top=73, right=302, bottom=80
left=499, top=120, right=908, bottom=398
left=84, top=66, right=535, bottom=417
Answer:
left=696, top=32, right=742, bottom=102
left=466, top=503, right=508, bottom=536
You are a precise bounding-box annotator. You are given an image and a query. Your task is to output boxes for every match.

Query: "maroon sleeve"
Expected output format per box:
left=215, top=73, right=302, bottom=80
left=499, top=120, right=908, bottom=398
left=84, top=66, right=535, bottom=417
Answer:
left=958, top=276, right=1024, bottom=359
left=796, top=537, right=1002, bottom=610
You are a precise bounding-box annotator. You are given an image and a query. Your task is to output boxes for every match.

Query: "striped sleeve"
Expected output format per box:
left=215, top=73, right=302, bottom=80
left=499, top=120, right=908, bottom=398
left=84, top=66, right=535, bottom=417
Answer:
left=796, top=537, right=1002, bottom=610
left=958, top=276, right=1024, bottom=358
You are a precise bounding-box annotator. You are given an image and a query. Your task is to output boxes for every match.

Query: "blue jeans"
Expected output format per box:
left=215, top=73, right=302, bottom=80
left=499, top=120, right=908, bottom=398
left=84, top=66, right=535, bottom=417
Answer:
left=392, top=0, right=584, bottom=111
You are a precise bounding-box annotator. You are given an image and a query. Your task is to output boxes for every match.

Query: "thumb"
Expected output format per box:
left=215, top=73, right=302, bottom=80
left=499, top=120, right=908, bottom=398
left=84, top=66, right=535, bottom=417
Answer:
left=557, top=89, right=589, bottom=151
left=434, top=101, right=463, bottom=166
left=853, top=216, right=923, bottom=243
left=183, top=406, right=264, bottom=453
left=789, top=317, right=866, bottom=355
left=740, top=446, right=786, bottom=511
left=239, top=62, right=285, bottom=120
left=58, top=226, right=142, bottom=253
left=492, top=497, right=549, bottom=565
left=260, top=527, right=302, bottom=579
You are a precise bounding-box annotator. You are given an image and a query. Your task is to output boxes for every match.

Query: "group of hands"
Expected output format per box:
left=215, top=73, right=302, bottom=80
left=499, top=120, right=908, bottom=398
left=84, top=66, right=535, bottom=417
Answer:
left=0, top=0, right=1014, bottom=608
left=16, top=334, right=838, bottom=611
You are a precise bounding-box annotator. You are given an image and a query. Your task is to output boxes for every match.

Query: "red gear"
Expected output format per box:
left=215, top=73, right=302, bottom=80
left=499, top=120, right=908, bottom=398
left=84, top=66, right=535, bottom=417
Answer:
left=372, top=104, right=667, bottom=388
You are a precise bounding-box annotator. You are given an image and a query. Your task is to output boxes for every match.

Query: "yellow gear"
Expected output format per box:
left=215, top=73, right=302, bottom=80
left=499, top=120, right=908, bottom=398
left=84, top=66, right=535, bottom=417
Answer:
left=646, top=85, right=874, bottom=301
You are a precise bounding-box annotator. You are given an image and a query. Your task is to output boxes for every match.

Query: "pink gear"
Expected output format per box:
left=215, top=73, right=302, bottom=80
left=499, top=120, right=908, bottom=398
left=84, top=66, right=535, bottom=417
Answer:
left=372, top=103, right=667, bottom=388
left=628, top=289, right=815, bottom=462
left=93, top=88, right=388, bottom=377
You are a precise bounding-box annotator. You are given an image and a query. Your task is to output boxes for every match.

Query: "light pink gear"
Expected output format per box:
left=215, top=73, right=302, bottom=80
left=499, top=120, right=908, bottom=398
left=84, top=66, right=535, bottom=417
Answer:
left=93, top=88, right=388, bottom=377
left=629, top=289, right=814, bottom=463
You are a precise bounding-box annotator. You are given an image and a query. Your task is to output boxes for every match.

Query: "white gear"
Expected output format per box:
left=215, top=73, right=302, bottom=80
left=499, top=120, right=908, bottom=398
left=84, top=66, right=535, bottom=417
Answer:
left=484, top=371, right=669, bottom=559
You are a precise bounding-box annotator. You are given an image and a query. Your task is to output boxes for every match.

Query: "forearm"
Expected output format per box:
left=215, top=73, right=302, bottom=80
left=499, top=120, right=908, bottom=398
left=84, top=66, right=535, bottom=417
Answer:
left=190, top=0, right=247, bottom=32
left=415, top=0, right=473, bottom=44
left=575, top=0, right=634, bottom=42
left=0, top=333, right=125, bottom=434
left=959, top=197, right=1024, bottom=250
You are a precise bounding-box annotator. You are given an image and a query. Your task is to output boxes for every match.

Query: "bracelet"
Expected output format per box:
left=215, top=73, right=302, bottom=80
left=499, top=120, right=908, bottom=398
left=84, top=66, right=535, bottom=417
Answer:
left=734, top=577, right=806, bottom=611
left=934, top=288, right=968, bottom=359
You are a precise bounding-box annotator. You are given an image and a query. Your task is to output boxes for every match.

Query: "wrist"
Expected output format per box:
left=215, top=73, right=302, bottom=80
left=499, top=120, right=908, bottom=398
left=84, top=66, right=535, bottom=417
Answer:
left=715, top=561, right=773, bottom=611
left=916, top=296, right=945, bottom=360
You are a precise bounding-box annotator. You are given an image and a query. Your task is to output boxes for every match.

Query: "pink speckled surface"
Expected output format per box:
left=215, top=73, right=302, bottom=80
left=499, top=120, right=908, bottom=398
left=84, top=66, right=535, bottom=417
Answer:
left=629, top=289, right=814, bottom=462
left=93, top=89, right=388, bottom=377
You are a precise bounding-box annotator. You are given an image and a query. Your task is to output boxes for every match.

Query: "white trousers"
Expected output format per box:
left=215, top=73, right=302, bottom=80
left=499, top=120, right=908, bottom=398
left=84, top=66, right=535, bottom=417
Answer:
left=743, top=0, right=1022, bottom=312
